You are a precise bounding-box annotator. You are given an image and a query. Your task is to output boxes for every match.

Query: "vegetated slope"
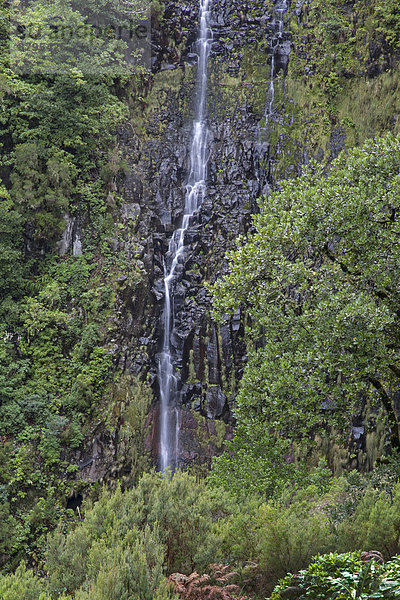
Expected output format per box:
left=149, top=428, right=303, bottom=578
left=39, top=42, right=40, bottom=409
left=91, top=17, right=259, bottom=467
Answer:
left=0, top=0, right=154, bottom=570
left=210, top=133, right=400, bottom=497
left=1, top=0, right=400, bottom=582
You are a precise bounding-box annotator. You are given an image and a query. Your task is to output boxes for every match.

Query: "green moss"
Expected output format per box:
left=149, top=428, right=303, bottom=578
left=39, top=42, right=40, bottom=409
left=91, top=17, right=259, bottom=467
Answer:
left=187, top=349, right=198, bottom=386
left=190, top=410, right=227, bottom=476
left=266, top=0, right=400, bottom=181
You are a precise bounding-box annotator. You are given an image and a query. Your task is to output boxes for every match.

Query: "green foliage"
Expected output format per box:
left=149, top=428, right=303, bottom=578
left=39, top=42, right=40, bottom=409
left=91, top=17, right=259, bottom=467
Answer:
left=2, top=73, right=126, bottom=248
left=0, top=0, right=149, bottom=571
left=45, top=471, right=233, bottom=597
left=0, top=236, right=147, bottom=566
left=211, top=134, right=400, bottom=495
left=104, top=470, right=234, bottom=574
left=0, top=500, right=18, bottom=563
left=377, top=1, right=400, bottom=50
left=0, top=250, right=132, bottom=567
left=214, top=465, right=400, bottom=594
left=10, top=143, right=74, bottom=244
left=8, top=0, right=141, bottom=76
left=48, top=522, right=165, bottom=600
left=270, top=552, right=400, bottom=600
left=115, top=376, right=153, bottom=485
left=0, top=186, right=24, bottom=298
left=0, top=0, right=137, bottom=252
left=215, top=478, right=346, bottom=594
left=337, top=482, right=400, bottom=559
left=270, top=0, right=400, bottom=181
left=2, top=0, right=400, bottom=591
left=208, top=422, right=300, bottom=498
left=4, top=469, right=400, bottom=598
left=0, top=563, right=50, bottom=600
left=254, top=496, right=333, bottom=582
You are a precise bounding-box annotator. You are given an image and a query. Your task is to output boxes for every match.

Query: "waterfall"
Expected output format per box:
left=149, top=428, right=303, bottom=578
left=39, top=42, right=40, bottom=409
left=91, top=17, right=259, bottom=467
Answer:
left=158, top=0, right=213, bottom=473
left=260, top=0, right=288, bottom=141
left=257, top=0, right=288, bottom=196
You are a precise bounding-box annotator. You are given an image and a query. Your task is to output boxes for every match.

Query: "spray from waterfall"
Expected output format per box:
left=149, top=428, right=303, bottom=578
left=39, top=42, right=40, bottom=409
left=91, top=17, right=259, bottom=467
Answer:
left=158, top=0, right=213, bottom=473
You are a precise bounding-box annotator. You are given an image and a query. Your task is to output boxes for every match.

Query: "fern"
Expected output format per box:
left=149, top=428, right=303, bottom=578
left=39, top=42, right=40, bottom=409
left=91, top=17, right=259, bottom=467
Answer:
left=168, top=564, right=249, bottom=600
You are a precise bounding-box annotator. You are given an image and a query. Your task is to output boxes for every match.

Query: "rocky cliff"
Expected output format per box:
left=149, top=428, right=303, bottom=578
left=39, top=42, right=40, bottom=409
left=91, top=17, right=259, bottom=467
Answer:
left=105, top=0, right=291, bottom=469
left=75, top=0, right=400, bottom=480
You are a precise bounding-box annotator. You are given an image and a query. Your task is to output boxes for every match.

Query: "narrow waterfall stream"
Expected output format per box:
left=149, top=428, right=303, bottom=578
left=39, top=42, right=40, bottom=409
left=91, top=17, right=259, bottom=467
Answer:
left=158, top=0, right=213, bottom=473
left=261, top=0, right=288, bottom=141
left=257, top=0, right=289, bottom=196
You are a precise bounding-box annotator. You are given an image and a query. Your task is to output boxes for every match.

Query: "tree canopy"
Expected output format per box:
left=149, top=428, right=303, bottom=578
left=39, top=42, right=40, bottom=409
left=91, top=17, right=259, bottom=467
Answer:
left=211, top=133, right=400, bottom=495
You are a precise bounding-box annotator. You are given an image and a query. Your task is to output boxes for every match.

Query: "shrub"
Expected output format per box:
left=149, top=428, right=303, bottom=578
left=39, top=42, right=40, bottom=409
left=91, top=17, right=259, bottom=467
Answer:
left=46, top=471, right=235, bottom=596
left=255, top=498, right=334, bottom=582
left=112, top=470, right=235, bottom=574
left=270, top=551, right=400, bottom=600
left=337, top=483, right=400, bottom=559
left=216, top=482, right=346, bottom=593
left=72, top=526, right=166, bottom=600
left=0, top=563, right=50, bottom=600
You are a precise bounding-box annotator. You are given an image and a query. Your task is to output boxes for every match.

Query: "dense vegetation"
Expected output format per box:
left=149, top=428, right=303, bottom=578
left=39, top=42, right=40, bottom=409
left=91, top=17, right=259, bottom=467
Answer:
left=210, top=134, right=400, bottom=497
left=1, top=0, right=400, bottom=598
left=0, top=0, right=150, bottom=572
left=2, top=468, right=400, bottom=598
left=4, top=133, right=400, bottom=597
left=270, top=0, right=400, bottom=180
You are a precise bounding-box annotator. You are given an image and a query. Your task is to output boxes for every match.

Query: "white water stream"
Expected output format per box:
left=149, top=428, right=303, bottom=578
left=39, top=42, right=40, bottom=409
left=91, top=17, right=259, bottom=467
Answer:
left=158, top=0, right=213, bottom=473
left=260, top=0, right=287, bottom=140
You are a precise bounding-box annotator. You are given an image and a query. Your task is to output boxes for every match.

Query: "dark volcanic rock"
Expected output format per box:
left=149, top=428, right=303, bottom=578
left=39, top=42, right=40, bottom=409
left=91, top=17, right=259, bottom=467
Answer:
left=112, top=0, right=292, bottom=468
left=206, top=386, right=227, bottom=419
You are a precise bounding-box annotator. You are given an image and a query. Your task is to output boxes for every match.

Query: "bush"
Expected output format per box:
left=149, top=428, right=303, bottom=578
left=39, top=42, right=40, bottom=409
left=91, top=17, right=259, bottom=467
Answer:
left=337, top=483, right=400, bottom=559
left=270, top=552, right=400, bottom=600
left=72, top=526, right=166, bottom=600
left=0, top=563, right=50, bottom=600
left=109, top=470, right=235, bottom=574
left=46, top=471, right=235, bottom=596
left=216, top=481, right=347, bottom=594
left=255, top=495, right=334, bottom=582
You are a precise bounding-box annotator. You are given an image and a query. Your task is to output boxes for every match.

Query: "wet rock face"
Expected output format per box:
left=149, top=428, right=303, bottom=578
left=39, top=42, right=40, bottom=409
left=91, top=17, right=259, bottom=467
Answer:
left=57, top=214, right=83, bottom=256
left=206, top=386, right=228, bottom=420
left=115, top=0, right=291, bottom=467
left=77, top=429, right=118, bottom=483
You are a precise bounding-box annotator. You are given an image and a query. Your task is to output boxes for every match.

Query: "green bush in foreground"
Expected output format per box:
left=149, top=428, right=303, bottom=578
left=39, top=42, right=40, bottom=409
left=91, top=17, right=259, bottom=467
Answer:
left=0, top=563, right=51, bottom=600
left=2, top=469, right=400, bottom=598
left=270, top=552, right=400, bottom=599
left=45, top=470, right=233, bottom=597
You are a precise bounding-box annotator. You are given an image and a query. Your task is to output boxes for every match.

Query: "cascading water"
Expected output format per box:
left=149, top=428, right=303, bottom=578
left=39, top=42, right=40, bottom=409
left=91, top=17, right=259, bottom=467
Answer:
left=257, top=0, right=288, bottom=194
left=158, top=0, right=213, bottom=473
left=260, top=0, right=288, bottom=141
